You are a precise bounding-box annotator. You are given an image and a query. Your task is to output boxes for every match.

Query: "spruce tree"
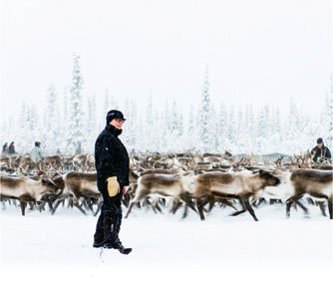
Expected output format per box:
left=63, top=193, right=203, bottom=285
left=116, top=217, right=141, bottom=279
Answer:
left=67, top=53, right=85, bottom=154
left=199, top=66, right=211, bottom=152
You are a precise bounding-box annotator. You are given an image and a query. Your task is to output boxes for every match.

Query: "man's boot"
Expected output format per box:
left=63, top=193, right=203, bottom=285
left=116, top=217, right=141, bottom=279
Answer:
left=111, top=208, right=132, bottom=254
left=103, top=208, right=132, bottom=254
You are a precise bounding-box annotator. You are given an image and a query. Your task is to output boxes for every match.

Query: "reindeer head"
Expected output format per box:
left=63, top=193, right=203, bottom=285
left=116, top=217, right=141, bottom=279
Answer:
left=257, top=169, right=281, bottom=187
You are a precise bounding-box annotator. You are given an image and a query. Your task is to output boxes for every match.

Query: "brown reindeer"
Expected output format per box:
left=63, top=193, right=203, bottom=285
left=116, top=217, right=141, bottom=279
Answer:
left=124, top=171, right=197, bottom=218
left=44, top=155, right=63, bottom=171
left=285, top=169, right=333, bottom=219
left=0, top=174, right=59, bottom=215
left=192, top=170, right=281, bottom=221
left=51, top=172, right=101, bottom=215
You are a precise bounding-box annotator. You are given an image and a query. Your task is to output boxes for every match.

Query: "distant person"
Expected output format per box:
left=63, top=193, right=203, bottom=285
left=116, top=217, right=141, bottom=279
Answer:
left=8, top=141, right=16, bottom=155
left=2, top=142, right=8, bottom=155
left=75, top=143, right=82, bottom=155
left=31, top=141, right=44, bottom=163
left=311, top=137, right=331, bottom=163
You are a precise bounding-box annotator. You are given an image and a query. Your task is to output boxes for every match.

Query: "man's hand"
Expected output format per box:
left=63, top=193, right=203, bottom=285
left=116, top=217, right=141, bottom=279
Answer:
left=106, top=176, right=120, bottom=197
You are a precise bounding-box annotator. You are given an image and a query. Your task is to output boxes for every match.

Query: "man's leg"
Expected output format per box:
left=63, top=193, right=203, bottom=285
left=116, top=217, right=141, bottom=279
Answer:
left=93, top=210, right=105, bottom=248
left=113, top=192, right=122, bottom=236
left=93, top=193, right=112, bottom=248
left=104, top=191, right=132, bottom=254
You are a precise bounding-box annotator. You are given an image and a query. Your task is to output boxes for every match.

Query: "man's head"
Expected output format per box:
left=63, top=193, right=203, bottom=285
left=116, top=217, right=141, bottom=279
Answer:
left=106, top=110, right=126, bottom=130
left=35, top=141, right=41, bottom=147
left=317, top=137, right=323, bottom=148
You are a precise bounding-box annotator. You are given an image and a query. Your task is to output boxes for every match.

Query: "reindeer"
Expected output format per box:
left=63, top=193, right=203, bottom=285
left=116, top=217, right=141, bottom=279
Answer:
left=124, top=170, right=197, bottom=218
left=0, top=174, right=59, bottom=215
left=44, top=155, right=63, bottom=171
left=71, top=154, right=95, bottom=172
left=51, top=172, right=101, bottom=215
left=284, top=169, right=333, bottom=219
left=192, top=170, right=281, bottom=221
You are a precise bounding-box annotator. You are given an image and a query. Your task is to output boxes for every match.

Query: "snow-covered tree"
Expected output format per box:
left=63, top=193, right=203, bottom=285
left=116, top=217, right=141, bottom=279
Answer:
left=45, top=84, right=60, bottom=154
left=199, top=66, right=212, bottom=152
left=284, top=97, right=302, bottom=153
left=86, top=95, right=97, bottom=152
left=324, top=73, right=333, bottom=149
left=123, top=99, right=138, bottom=150
left=67, top=53, right=85, bottom=154
left=226, top=106, right=236, bottom=152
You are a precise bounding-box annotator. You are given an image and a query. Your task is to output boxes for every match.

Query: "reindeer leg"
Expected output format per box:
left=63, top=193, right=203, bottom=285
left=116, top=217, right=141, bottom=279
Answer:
left=73, top=201, right=87, bottom=215
left=29, top=202, right=34, bottom=210
left=122, top=194, right=130, bottom=208
left=20, top=201, right=27, bottom=216
left=207, top=196, right=215, bottom=212
left=86, top=198, right=95, bottom=212
left=146, top=199, right=158, bottom=214
left=328, top=197, right=333, bottom=220
left=230, top=197, right=246, bottom=216
left=154, top=202, right=163, bottom=214
left=47, top=200, right=54, bottom=213
left=243, top=196, right=259, bottom=221
left=201, top=196, right=211, bottom=214
left=307, top=197, right=315, bottom=205
left=286, top=197, right=295, bottom=218
left=51, top=198, right=64, bottom=215
left=182, top=204, right=188, bottom=219
left=170, top=199, right=182, bottom=214
left=38, top=202, right=44, bottom=213
left=294, top=200, right=309, bottom=217
left=196, top=198, right=206, bottom=220
left=219, top=198, right=238, bottom=211
left=125, top=202, right=136, bottom=218
left=94, top=201, right=102, bottom=216
left=318, top=202, right=327, bottom=217
left=179, top=193, right=197, bottom=213
left=257, top=197, right=267, bottom=208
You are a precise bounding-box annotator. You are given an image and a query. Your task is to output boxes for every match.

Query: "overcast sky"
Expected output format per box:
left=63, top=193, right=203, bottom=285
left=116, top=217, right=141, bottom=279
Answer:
left=1, top=0, right=333, bottom=122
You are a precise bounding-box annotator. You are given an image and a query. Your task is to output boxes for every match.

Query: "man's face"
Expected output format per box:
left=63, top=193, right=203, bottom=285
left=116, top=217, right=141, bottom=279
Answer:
left=110, top=118, right=125, bottom=129
left=317, top=143, right=323, bottom=149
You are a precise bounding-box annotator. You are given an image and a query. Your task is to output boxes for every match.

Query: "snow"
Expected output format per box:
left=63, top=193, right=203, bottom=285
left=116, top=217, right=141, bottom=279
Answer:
left=1, top=203, right=332, bottom=291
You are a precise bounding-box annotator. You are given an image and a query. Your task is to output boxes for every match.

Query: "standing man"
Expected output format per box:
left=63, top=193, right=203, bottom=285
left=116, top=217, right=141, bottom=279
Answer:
left=311, top=137, right=331, bottom=163
left=8, top=141, right=16, bottom=155
left=31, top=141, right=44, bottom=162
left=93, top=109, right=132, bottom=254
left=31, top=141, right=44, bottom=170
left=2, top=142, right=8, bottom=155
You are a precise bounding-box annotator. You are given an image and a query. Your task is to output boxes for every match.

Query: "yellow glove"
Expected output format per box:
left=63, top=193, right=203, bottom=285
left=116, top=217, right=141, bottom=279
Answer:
left=106, top=176, right=120, bottom=197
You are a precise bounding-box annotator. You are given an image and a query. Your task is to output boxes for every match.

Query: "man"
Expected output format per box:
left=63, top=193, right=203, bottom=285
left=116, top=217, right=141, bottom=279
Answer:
left=2, top=142, right=8, bottom=155
left=31, top=141, right=44, bottom=163
left=8, top=141, right=16, bottom=155
left=311, top=137, right=331, bottom=163
left=93, top=109, right=132, bottom=254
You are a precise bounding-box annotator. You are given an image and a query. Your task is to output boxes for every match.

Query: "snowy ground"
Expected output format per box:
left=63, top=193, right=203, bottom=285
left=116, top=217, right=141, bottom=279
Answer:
left=1, top=202, right=332, bottom=291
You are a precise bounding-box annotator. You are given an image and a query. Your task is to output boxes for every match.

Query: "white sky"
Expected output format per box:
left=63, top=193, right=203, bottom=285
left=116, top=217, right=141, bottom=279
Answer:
left=1, top=0, right=333, bottom=121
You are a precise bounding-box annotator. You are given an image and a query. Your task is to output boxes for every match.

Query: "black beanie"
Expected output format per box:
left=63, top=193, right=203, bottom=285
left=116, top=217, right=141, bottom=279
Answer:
left=106, top=110, right=126, bottom=124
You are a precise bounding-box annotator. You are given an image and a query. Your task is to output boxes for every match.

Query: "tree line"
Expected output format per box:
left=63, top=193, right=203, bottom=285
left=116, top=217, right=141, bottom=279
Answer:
left=1, top=55, right=332, bottom=156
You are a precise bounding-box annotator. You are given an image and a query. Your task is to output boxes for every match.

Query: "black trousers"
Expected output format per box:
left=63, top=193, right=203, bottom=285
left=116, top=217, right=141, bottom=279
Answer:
left=94, top=190, right=123, bottom=244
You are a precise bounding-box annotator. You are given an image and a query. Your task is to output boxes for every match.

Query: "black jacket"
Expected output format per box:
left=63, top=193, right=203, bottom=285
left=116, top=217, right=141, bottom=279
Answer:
left=95, top=124, right=130, bottom=193
left=8, top=144, right=16, bottom=155
left=311, top=145, right=331, bottom=163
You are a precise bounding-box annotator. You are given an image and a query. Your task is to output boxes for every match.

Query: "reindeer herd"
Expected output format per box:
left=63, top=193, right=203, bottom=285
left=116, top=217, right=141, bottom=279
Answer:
left=0, top=151, right=332, bottom=221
